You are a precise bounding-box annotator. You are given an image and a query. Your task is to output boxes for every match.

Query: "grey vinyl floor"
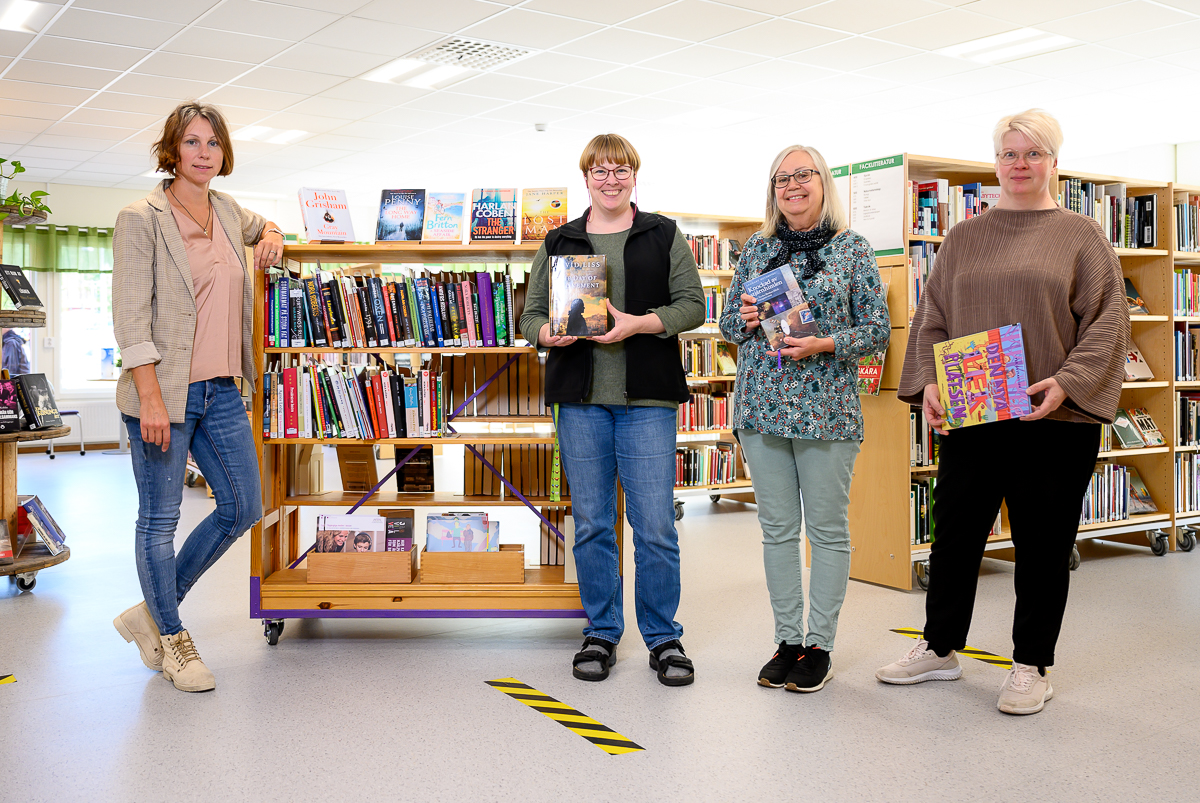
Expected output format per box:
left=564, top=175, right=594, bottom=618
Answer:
left=3, top=449, right=1199, bottom=803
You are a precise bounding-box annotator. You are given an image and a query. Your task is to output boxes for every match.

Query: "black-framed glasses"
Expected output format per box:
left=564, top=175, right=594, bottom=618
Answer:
left=772, top=168, right=817, bottom=188
left=996, top=149, right=1051, bottom=165
left=588, top=165, right=633, bottom=181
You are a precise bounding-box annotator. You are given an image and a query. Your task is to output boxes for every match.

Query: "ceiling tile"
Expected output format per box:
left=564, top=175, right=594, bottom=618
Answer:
left=46, top=8, right=181, bottom=49
left=872, top=9, right=1019, bottom=49
left=916, top=65, right=1039, bottom=97
left=521, top=0, right=672, bottom=25
left=561, top=28, right=687, bottom=63
left=717, top=0, right=825, bottom=11
left=855, top=51, right=985, bottom=82
left=367, top=107, right=465, bottom=129
left=1158, top=50, right=1200, bottom=71
left=479, top=102, right=575, bottom=125
left=136, top=52, right=253, bottom=83
left=319, top=80, right=430, bottom=106
left=45, top=122, right=136, bottom=140
left=0, top=30, right=36, bottom=58
left=707, top=19, right=851, bottom=58
left=805, top=72, right=900, bottom=100
left=599, top=97, right=704, bottom=121
left=1003, top=44, right=1139, bottom=78
left=450, top=73, right=562, bottom=101
left=299, top=133, right=382, bottom=151
left=498, top=51, right=620, bottom=83
left=202, top=0, right=344, bottom=40
left=84, top=152, right=158, bottom=167
left=553, top=111, right=641, bottom=134
left=204, top=86, right=309, bottom=112
left=212, top=105, right=271, bottom=126
left=289, top=95, right=392, bottom=119
left=789, top=36, right=921, bottom=72
left=255, top=111, right=346, bottom=134
left=400, top=129, right=488, bottom=151
left=329, top=121, right=420, bottom=141
left=4, top=60, right=120, bottom=90
left=20, top=143, right=104, bottom=159
left=1103, top=20, right=1200, bottom=57
left=23, top=36, right=149, bottom=70
left=965, top=0, right=1125, bottom=27
left=621, top=0, right=769, bottom=43
left=401, top=92, right=509, bottom=116
left=73, top=0, right=221, bottom=23
left=233, top=66, right=344, bottom=95
left=638, top=45, right=766, bottom=78
left=14, top=157, right=85, bottom=171
left=304, top=18, right=441, bottom=57
left=449, top=117, right=528, bottom=137
left=523, top=85, right=634, bottom=112
left=67, top=107, right=162, bottom=129
left=461, top=9, right=602, bottom=50
left=266, top=43, right=390, bottom=78
left=106, top=141, right=160, bottom=156
left=1040, top=1, right=1193, bottom=42
left=352, top=0, right=502, bottom=31
left=1155, top=0, right=1200, bottom=12
left=0, top=80, right=93, bottom=106
left=0, top=131, right=36, bottom=147
left=789, top=0, right=944, bottom=34
left=577, top=66, right=692, bottom=94
left=70, top=161, right=146, bottom=176
left=719, top=59, right=839, bottom=88
left=164, top=28, right=293, bottom=62
left=0, top=115, right=52, bottom=134
left=86, top=92, right=180, bottom=115
left=107, top=73, right=221, bottom=100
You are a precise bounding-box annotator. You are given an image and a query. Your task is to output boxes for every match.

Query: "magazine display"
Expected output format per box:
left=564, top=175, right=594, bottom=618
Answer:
left=933, top=324, right=1032, bottom=429
left=426, top=513, right=495, bottom=552
left=314, top=514, right=386, bottom=553
left=743, top=266, right=820, bottom=351
left=549, top=255, right=608, bottom=337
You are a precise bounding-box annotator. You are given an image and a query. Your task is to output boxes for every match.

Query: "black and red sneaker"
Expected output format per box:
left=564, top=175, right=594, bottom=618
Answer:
left=785, top=646, right=833, bottom=693
left=758, top=641, right=802, bottom=688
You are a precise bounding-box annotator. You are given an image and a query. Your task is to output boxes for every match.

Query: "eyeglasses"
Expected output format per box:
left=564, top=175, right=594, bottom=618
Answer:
left=588, top=165, right=633, bottom=181
left=996, top=149, right=1051, bottom=165
left=772, top=168, right=817, bottom=189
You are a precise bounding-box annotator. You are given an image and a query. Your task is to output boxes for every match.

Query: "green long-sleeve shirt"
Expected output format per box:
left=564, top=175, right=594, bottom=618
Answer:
left=520, top=227, right=705, bottom=408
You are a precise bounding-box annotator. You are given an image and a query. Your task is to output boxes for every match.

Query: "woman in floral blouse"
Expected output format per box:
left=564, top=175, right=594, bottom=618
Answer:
left=719, top=144, right=889, bottom=694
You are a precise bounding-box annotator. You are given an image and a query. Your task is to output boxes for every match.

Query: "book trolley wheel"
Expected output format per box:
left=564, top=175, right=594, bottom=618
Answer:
left=1178, top=528, right=1196, bottom=553
left=710, top=494, right=721, bottom=503
left=914, top=560, right=930, bottom=591
left=263, top=619, right=284, bottom=646
left=14, top=572, right=36, bottom=592
left=1149, top=530, right=1169, bottom=557
left=674, top=500, right=685, bottom=521
left=1068, top=545, right=1081, bottom=571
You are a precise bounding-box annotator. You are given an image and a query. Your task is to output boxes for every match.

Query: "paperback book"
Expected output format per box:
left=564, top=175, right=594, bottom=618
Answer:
left=425, top=512, right=495, bottom=552
left=743, top=266, right=820, bottom=351
left=1125, top=278, right=1150, bottom=316
left=379, top=509, right=414, bottom=552
left=471, top=188, right=517, bottom=242
left=15, top=373, right=61, bottom=429
left=857, top=352, right=886, bottom=395
left=298, top=188, right=355, bottom=243
left=1111, top=409, right=1146, bottom=449
left=933, top=324, right=1032, bottom=429
left=19, top=495, right=65, bottom=555
left=549, top=255, right=607, bottom=337
left=375, top=189, right=425, bottom=241
left=1125, top=344, right=1155, bottom=381
left=1129, top=406, right=1165, bottom=446
left=521, top=187, right=568, bottom=242
left=0, top=264, right=42, bottom=310
left=1128, top=467, right=1158, bottom=514
left=422, top=192, right=465, bottom=242
left=315, top=514, right=386, bottom=553
left=0, top=377, right=19, bottom=433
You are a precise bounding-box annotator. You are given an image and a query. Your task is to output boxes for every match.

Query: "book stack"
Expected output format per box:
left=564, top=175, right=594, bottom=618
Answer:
left=1173, top=328, right=1200, bottom=380
left=702, top=286, right=725, bottom=324
left=682, top=234, right=742, bottom=270
left=1058, top=180, right=1157, bottom=249
left=1174, top=270, right=1200, bottom=317
left=908, top=242, right=936, bottom=321
left=1176, top=454, right=1200, bottom=513
left=266, top=266, right=521, bottom=350
left=262, top=360, right=445, bottom=441
left=675, top=442, right=739, bottom=487
left=1176, top=192, right=1199, bottom=253
left=680, top=339, right=736, bottom=377
left=677, top=390, right=729, bottom=432
left=1079, top=462, right=1150, bottom=525
left=909, top=181, right=996, bottom=236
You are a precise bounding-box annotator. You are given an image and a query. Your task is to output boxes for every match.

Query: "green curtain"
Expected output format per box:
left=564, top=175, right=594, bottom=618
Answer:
left=2, top=225, right=113, bottom=273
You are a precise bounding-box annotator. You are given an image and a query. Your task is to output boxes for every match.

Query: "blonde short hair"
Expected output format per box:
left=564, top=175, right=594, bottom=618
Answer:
left=992, top=108, right=1063, bottom=160
left=759, top=145, right=847, bottom=239
left=578, top=133, right=641, bottom=175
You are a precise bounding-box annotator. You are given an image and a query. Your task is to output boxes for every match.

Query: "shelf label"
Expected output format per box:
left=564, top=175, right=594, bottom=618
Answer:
left=850, top=155, right=905, bottom=257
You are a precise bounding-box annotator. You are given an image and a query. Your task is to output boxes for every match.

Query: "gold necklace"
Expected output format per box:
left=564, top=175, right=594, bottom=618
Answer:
left=169, top=185, right=212, bottom=237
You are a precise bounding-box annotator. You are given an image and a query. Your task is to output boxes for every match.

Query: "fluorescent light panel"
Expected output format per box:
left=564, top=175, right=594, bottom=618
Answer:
left=264, top=129, right=307, bottom=145
left=402, top=64, right=469, bottom=89
left=233, top=125, right=272, bottom=141
left=361, top=58, right=424, bottom=84
left=0, top=0, right=38, bottom=33
left=233, top=126, right=308, bottom=144
left=937, top=27, right=1076, bottom=64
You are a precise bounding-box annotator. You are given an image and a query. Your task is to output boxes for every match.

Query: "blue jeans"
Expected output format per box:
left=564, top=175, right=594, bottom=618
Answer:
left=124, top=378, right=262, bottom=635
left=557, top=403, right=683, bottom=650
left=738, top=430, right=859, bottom=652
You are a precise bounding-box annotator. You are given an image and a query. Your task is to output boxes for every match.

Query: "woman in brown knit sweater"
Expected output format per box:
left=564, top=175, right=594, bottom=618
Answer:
left=875, top=109, right=1127, bottom=715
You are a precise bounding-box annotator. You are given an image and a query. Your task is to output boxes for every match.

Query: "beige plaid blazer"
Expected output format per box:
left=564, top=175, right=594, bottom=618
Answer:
left=113, top=180, right=266, bottom=422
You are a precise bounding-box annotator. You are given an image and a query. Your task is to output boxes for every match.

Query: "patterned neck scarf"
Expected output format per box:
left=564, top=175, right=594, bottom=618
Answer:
left=766, top=219, right=836, bottom=280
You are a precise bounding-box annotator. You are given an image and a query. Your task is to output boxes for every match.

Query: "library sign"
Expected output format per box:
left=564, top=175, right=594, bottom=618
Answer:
left=831, top=155, right=906, bottom=258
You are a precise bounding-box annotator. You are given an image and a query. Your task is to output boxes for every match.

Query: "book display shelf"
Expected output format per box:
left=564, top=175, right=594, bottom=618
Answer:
left=847, top=154, right=1186, bottom=591
left=251, top=242, right=595, bottom=640
left=1169, top=182, right=1200, bottom=550
left=659, top=212, right=760, bottom=518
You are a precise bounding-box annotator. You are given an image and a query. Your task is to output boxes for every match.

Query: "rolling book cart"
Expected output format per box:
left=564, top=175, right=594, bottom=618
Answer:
left=251, top=242, right=609, bottom=644
left=845, top=154, right=1183, bottom=590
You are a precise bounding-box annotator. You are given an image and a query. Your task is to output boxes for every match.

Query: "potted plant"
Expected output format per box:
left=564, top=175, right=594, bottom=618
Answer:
left=0, top=159, right=50, bottom=224
left=0, top=157, right=24, bottom=198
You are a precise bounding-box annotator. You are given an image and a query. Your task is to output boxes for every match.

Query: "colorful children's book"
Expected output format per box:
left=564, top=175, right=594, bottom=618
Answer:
left=298, top=188, right=355, bottom=243
left=1125, top=278, right=1150, bottom=316
left=421, top=192, right=465, bottom=242
left=1128, top=467, right=1158, bottom=514
left=375, top=189, right=425, bottom=241
left=933, top=324, right=1032, bottom=428
left=470, top=188, right=517, bottom=242
left=521, top=187, right=568, bottom=242
left=743, top=265, right=820, bottom=351
left=1128, top=406, right=1165, bottom=446
left=1124, top=344, right=1155, bottom=381
left=425, top=513, right=493, bottom=552
left=549, top=255, right=607, bottom=337
left=857, top=352, right=886, bottom=395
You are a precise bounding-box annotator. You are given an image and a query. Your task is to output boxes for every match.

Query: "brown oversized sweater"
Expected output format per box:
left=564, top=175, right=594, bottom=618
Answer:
left=898, top=206, right=1128, bottom=424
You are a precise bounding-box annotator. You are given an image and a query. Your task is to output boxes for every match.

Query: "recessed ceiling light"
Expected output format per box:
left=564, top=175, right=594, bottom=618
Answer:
left=0, top=1, right=40, bottom=33
left=233, top=125, right=272, bottom=141
left=361, top=58, right=425, bottom=84
left=936, top=27, right=1076, bottom=64
left=973, top=35, right=1075, bottom=64
left=402, top=64, right=470, bottom=90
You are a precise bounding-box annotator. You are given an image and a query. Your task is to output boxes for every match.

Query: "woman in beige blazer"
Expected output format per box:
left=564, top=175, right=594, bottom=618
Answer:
left=111, top=101, right=284, bottom=693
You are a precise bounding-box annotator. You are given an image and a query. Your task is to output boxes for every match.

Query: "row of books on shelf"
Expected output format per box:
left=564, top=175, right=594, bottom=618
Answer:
left=680, top=339, right=736, bottom=378
left=907, top=244, right=936, bottom=321
left=0, top=495, right=65, bottom=564
left=675, top=442, right=740, bottom=487
left=312, top=510, right=502, bottom=554
left=1177, top=194, right=1200, bottom=253
left=1174, top=270, right=1200, bottom=317
left=1179, top=392, right=1200, bottom=446
left=267, top=267, right=519, bottom=351
left=1110, top=408, right=1166, bottom=449
left=702, top=286, right=726, bottom=324
left=0, top=372, right=63, bottom=431
left=683, top=234, right=742, bottom=271
left=1082, top=463, right=1157, bottom=525
left=263, top=360, right=445, bottom=441
left=910, top=411, right=939, bottom=467
left=909, top=180, right=998, bottom=237
left=1176, top=327, right=1200, bottom=379
left=908, top=478, right=1002, bottom=546
left=1176, top=453, right=1200, bottom=514
left=1060, top=180, right=1158, bottom=249
left=677, top=390, right=730, bottom=432
left=301, top=187, right=567, bottom=245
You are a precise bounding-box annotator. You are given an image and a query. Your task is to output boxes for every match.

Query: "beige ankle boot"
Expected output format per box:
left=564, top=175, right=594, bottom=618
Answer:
left=113, top=601, right=164, bottom=671
left=160, top=629, right=216, bottom=692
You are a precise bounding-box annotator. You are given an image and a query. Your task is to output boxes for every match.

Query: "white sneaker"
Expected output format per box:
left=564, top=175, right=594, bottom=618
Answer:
left=876, top=639, right=963, bottom=685
left=113, top=601, right=164, bottom=671
left=160, top=630, right=216, bottom=692
left=997, top=662, right=1052, bottom=715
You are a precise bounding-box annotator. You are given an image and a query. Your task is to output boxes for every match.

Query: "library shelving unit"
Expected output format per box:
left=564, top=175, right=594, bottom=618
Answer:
left=658, top=212, right=761, bottom=517
left=1170, top=182, right=1200, bottom=553
left=251, top=241, right=592, bottom=638
left=848, top=154, right=1179, bottom=591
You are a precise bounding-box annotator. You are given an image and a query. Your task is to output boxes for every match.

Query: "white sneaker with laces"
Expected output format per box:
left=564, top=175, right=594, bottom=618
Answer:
left=876, top=639, right=963, bottom=684
left=997, top=662, right=1052, bottom=715
left=160, top=629, right=216, bottom=692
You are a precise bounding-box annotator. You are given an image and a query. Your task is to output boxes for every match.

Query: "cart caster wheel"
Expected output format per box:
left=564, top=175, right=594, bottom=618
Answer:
left=914, top=560, right=930, bottom=591
left=15, top=575, right=36, bottom=592
left=1150, top=534, right=1169, bottom=556
left=48, top=453, right=55, bottom=460
left=674, top=501, right=684, bottom=521
left=1068, top=545, right=1081, bottom=571
left=1178, top=529, right=1197, bottom=553
left=185, top=472, right=196, bottom=488
left=709, top=494, right=721, bottom=503
left=264, top=620, right=284, bottom=646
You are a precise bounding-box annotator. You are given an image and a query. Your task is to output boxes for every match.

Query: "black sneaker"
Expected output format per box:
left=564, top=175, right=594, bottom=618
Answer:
left=758, top=641, right=802, bottom=688
left=785, top=646, right=832, bottom=693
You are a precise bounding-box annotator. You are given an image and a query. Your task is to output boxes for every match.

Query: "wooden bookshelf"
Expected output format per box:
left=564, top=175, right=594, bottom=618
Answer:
left=848, top=153, right=1181, bottom=590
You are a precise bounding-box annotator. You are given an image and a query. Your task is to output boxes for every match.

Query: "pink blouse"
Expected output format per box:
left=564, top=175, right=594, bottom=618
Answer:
left=169, top=202, right=244, bottom=384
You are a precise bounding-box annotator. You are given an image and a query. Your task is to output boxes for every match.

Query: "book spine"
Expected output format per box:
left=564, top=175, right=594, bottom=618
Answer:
left=289, top=284, right=305, bottom=347
left=492, top=272, right=507, bottom=346
left=318, top=369, right=342, bottom=436
left=279, top=276, right=290, bottom=350
left=406, top=277, right=424, bottom=347
left=504, top=273, right=516, bottom=346
left=435, top=281, right=452, bottom=347
left=461, top=280, right=477, bottom=346
left=301, top=278, right=329, bottom=348
left=403, top=379, right=419, bottom=437
left=379, top=278, right=398, bottom=345
left=472, top=288, right=483, bottom=347
left=369, top=277, right=391, bottom=346
left=355, top=278, right=378, bottom=347
left=283, top=367, right=299, bottom=437
left=320, top=279, right=342, bottom=348
left=415, top=277, right=438, bottom=349
left=391, top=372, right=406, bottom=438
left=455, top=280, right=471, bottom=346
left=389, top=280, right=409, bottom=346
left=445, top=280, right=461, bottom=346
left=476, top=271, right=496, bottom=347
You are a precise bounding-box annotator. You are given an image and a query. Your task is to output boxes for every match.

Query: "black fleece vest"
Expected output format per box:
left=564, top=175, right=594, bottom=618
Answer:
left=542, top=209, right=690, bottom=404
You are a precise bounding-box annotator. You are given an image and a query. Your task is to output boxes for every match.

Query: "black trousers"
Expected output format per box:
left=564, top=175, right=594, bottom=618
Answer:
left=924, top=417, right=1101, bottom=667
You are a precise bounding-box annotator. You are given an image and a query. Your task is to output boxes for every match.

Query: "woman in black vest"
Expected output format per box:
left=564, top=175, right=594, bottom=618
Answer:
left=520, top=134, right=705, bottom=686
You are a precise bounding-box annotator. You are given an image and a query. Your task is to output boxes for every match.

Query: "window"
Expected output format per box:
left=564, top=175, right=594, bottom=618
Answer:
left=58, top=272, right=116, bottom=392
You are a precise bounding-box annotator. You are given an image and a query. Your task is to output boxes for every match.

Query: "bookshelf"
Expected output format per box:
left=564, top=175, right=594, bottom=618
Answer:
left=659, top=212, right=760, bottom=516
left=848, top=154, right=1181, bottom=590
left=251, top=242, right=595, bottom=635
left=1170, top=182, right=1200, bottom=553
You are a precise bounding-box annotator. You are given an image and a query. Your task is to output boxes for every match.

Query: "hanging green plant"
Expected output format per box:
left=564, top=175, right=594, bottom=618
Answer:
left=3, top=189, right=52, bottom=216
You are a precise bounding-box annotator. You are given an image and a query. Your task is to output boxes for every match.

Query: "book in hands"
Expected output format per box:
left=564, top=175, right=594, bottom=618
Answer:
left=743, top=266, right=820, bottom=351
left=0, top=264, right=42, bottom=310
left=934, top=324, right=1032, bottom=429
left=549, top=255, right=608, bottom=337
left=376, top=189, right=425, bottom=241
left=1124, top=344, right=1154, bottom=381
left=857, top=352, right=885, bottom=395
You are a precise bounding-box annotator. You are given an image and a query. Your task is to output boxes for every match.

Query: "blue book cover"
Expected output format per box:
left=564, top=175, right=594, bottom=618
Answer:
left=376, top=189, right=425, bottom=241
left=743, top=266, right=820, bottom=351
left=414, top=277, right=438, bottom=348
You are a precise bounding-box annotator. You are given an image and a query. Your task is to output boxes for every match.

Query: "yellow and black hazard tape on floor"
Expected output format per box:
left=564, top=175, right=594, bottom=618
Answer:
left=891, top=628, right=1012, bottom=669
left=486, top=678, right=644, bottom=755
left=0, top=674, right=14, bottom=685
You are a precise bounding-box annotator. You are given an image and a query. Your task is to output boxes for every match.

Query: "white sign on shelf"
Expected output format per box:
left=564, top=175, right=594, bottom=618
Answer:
left=849, top=155, right=905, bottom=257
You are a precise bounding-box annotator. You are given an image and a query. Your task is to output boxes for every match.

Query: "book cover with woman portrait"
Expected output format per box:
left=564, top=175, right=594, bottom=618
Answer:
left=549, top=255, right=608, bottom=337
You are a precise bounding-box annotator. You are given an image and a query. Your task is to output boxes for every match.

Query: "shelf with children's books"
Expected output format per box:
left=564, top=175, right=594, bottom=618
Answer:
left=250, top=241, right=594, bottom=630
left=845, top=152, right=1180, bottom=590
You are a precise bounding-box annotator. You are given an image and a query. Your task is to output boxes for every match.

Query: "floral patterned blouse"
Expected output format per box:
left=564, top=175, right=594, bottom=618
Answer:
left=719, top=229, right=890, bottom=441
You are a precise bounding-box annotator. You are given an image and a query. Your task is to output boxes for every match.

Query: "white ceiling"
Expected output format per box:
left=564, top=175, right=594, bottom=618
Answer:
left=1, top=0, right=1198, bottom=226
